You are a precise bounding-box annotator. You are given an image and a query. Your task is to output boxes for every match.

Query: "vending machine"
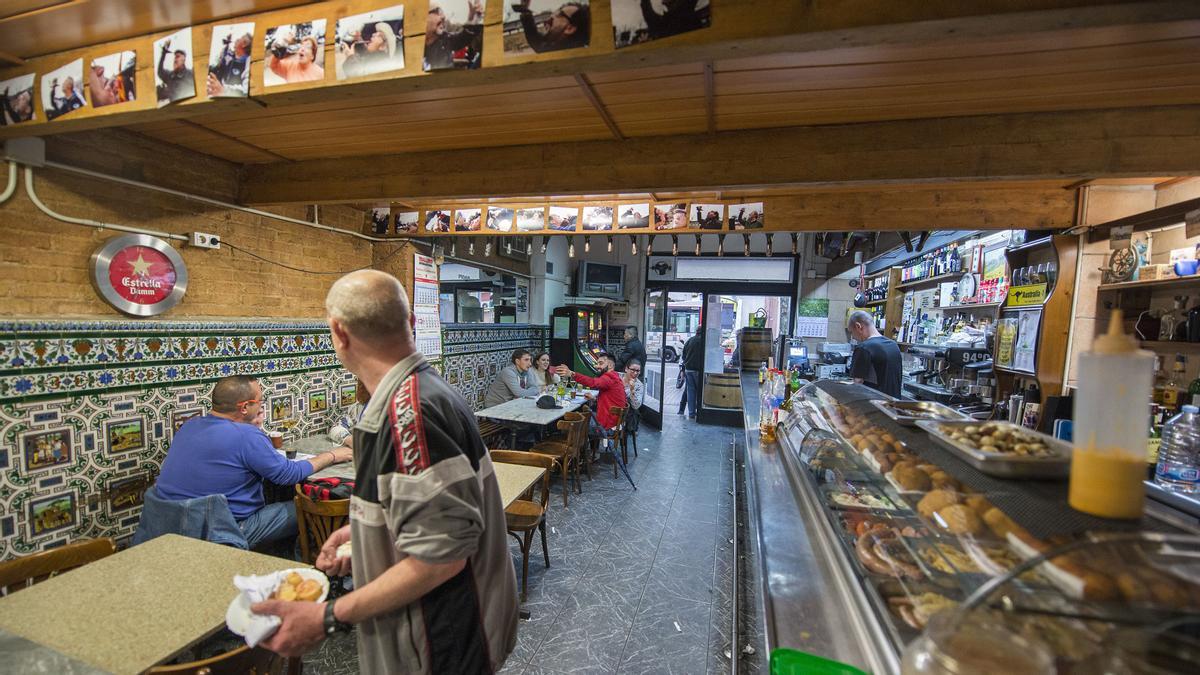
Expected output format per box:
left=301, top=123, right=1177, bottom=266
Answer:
left=550, top=306, right=607, bottom=377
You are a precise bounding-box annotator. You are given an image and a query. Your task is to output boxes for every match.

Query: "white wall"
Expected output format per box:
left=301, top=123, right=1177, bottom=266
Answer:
left=529, top=235, right=570, bottom=325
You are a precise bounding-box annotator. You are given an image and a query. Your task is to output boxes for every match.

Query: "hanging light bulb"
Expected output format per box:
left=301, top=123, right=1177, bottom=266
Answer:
left=540, top=237, right=548, bottom=254
left=450, top=239, right=457, bottom=257
left=569, top=238, right=576, bottom=258
left=526, top=238, right=533, bottom=255
left=717, top=234, right=725, bottom=257
left=468, top=239, right=475, bottom=256
left=607, top=235, right=614, bottom=252
left=743, top=234, right=750, bottom=256
left=584, top=236, right=591, bottom=253
left=631, top=236, right=638, bottom=255
left=791, top=233, right=799, bottom=255
left=505, top=239, right=512, bottom=255
left=645, top=235, right=653, bottom=256
left=484, top=240, right=492, bottom=256
left=766, top=234, right=773, bottom=257
left=694, top=235, right=702, bottom=256
left=672, top=235, right=679, bottom=256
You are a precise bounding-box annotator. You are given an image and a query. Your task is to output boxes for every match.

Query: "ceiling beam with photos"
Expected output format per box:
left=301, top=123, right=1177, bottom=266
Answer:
left=238, top=105, right=1200, bottom=206
left=1, top=0, right=1197, bottom=142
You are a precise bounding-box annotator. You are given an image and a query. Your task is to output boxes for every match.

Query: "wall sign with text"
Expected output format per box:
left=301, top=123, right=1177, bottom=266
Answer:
left=90, top=234, right=188, bottom=316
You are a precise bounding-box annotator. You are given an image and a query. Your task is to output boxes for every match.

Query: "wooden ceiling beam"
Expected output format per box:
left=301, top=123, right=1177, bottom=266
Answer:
left=703, top=62, right=716, bottom=134
left=4, top=1, right=1198, bottom=140
left=239, top=105, right=1200, bottom=205
left=574, top=74, right=624, bottom=141
left=178, top=120, right=293, bottom=163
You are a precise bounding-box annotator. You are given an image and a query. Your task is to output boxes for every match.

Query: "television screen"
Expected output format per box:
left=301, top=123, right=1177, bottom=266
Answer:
left=577, top=262, right=624, bottom=299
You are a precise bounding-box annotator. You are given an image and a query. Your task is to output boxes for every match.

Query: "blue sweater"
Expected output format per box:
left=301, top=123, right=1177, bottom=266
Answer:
left=157, top=415, right=314, bottom=519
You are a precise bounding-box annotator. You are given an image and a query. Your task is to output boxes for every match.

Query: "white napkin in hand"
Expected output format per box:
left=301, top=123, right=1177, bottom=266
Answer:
left=233, top=572, right=283, bottom=647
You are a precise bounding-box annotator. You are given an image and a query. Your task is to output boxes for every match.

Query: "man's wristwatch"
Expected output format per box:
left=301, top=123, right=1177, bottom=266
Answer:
left=323, top=598, right=353, bottom=635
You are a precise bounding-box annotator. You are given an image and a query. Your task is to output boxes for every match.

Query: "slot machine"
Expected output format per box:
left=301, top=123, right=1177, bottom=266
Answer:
left=550, top=306, right=606, bottom=377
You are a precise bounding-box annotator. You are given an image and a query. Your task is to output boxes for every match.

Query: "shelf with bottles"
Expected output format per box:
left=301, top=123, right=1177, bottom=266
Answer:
left=896, top=241, right=965, bottom=285
left=859, top=270, right=892, bottom=304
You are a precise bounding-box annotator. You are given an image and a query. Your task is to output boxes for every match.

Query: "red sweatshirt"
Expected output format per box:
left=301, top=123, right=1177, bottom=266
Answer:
left=572, top=370, right=627, bottom=429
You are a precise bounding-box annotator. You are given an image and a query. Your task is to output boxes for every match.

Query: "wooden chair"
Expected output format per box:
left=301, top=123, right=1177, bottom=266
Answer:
left=0, top=537, right=116, bottom=596
left=529, top=412, right=586, bottom=507
left=293, top=486, right=350, bottom=566
left=147, top=644, right=283, bottom=674
left=490, top=450, right=556, bottom=602
left=478, top=419, right=511, bottom=449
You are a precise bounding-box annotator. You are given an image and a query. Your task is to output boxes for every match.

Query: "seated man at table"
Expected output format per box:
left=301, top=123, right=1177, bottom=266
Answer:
left=156, top=375, right=353, bottom=551
left=555, top=351, right=627, bottom=439
left=482, top=348, right=542, bottom=408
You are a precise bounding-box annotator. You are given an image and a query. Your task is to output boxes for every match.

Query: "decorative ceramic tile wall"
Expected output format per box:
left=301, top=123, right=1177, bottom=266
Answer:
left=0, top=320, right=354, bottom=561
left=441, top=324, right=549, bottom=410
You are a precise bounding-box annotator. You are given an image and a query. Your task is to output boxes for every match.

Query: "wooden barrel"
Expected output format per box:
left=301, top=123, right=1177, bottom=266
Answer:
left=703, top=373, right=743, bottom=409
left=739, top=327, right=772, bottom=369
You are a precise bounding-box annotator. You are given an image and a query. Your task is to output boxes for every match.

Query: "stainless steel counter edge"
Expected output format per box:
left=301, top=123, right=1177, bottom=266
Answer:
left=739, top=374, right=898, bottom=674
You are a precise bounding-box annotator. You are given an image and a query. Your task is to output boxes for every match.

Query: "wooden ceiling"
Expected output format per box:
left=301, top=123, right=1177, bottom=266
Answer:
left=122, top=17, right=1200, bottom=164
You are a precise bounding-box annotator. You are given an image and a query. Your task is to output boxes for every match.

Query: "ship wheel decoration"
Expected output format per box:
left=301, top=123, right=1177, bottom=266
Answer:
left=1103, top=247, right=1137, bottom=284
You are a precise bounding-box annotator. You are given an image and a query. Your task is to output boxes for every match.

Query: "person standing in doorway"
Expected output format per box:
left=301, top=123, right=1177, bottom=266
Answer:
left=681, top=330, right=704, bottom=419
left=846, top=310, right=903, bottom=398
left=616, top=326, right=647, bottom=378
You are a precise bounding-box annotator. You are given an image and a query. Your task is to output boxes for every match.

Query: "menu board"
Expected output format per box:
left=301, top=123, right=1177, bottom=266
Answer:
left=412, top=253, right=442, bottom=358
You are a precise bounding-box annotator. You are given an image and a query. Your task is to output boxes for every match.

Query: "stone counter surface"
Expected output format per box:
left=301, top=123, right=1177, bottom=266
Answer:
left=0, top=535, right=299, bottom=675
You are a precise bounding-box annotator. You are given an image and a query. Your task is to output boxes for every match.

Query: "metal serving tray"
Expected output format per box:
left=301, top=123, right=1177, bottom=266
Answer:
left=870, top=399, right=967, bottom=427
left=913, top=419, right=1072, bottom=479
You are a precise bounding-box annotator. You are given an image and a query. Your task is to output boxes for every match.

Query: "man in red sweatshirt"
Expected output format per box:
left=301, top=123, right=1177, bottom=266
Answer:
left=555, top=351, right=626, bottom=439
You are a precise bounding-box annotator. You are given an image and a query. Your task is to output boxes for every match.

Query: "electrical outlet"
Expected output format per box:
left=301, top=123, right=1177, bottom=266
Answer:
left=191, top=232, right=221, bottom=249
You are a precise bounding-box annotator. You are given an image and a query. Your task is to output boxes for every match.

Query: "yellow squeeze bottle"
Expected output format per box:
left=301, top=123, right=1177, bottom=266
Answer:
left=1069, top=311, right=1152, bottom=519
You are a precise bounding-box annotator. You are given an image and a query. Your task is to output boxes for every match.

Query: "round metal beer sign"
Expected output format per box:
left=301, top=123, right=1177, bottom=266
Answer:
left=90, top=234, right=188, bottom=316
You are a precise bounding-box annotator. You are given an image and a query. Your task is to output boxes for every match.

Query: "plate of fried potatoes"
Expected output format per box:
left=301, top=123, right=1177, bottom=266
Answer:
left=226, top=569, right=329, bottom=637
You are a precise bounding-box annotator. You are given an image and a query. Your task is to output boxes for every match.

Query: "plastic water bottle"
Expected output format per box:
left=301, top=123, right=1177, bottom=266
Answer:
left=1155, top=404, right=1200, bottom=493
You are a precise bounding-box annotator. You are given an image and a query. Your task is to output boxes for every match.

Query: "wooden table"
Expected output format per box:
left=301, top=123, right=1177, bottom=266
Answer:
left=494, top=462, right=546, bottom=508
left=0, top=534, right=299, bottom=675
left=287, top=436, right=355, bottom=481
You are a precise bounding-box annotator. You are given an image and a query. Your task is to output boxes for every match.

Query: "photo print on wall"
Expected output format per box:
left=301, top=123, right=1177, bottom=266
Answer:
left=617, top=203, right=650, bottom=229
left=89, top=51, right=136, bottom=108
left=502, top=0, right=590, bottom=55
left=424, top=0, right=486, bottom=71
left=207, top=22, right=255, bottom=98
left=394, top=210, right=419, bottom=234
left=487, top=206, right=515, bottom=232
left=336, top=5, right=405, bottom=80
left=154, top=27, right=197, bottom=107
left=728, top=201, right=765, bottom=229
left=515, top=207, right=545, bottom=231
left=454, top=207, right=483, bottom=232
left=425, top=209, right=451, bottom=232
left=369, top=207, right=391, bottom=234
left=547, top=206, right=578, bottom=231
left=689, top=203, right=725, bottom=230
left=612, top=0, right=710, bottom=49
left=582, top=205, right=613, bottom=231
left=0, top=73, right=36, bottom=124
left=264, top=19, right=327, bottom=86
left=42, top=59, right=87, bottom=120
left=654, top=202, right=689, bottom=230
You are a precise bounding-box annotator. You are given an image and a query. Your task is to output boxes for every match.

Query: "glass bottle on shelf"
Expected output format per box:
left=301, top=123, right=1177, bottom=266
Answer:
left=1160, top=296, right=1188, bottom=342
left=1163, top=354, right=1187, bottom=410
left=1152, top=354, right=1166, bottom=405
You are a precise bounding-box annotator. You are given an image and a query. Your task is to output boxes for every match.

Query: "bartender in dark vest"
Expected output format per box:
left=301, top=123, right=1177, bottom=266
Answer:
left=846, top=310, right=902, bottom=398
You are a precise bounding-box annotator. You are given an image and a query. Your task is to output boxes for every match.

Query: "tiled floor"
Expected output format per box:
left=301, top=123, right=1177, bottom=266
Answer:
left=302, top=412, right=744, bottom=675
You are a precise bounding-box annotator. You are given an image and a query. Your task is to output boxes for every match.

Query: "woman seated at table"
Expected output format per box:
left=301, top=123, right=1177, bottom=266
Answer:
left=329, top=380, right=369, bottom=449
left=529, top=351, right=560, bottom=390
left=622, top=360, right=644, bottom=409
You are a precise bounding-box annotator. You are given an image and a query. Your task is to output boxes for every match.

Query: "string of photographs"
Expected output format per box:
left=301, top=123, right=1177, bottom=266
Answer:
left=367, top=200, right=764, bottom=237
left=0, top=1, right=711, bottom=127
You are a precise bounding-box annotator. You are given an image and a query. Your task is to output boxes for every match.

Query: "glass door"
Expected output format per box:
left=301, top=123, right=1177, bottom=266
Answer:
left=642, top=288, right=666, bottom=428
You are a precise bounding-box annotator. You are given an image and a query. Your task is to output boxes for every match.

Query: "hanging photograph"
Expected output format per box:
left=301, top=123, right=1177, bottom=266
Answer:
left=547, top=206, right=578, bottom=231
left=502, top=0, right=590, bottom=55
left=264, top=19, right=327, bottom=86
left=369, top=207, right=391, bottom=234
left=105, top=418, right=146, bottom=454
left=206, top=22, right=255, bottom=98
left=617, top=203, right=650, bottom=229
left=689, top=202, right=724, bottom=230
left=29, top=493, right=76, bottom=537
left=424, top=0, right=486, bottom=71
left=654, top=202, right=689, bottom=230
left=88, top=51, right=136, bottom=108
left=582, top=205, right=614, bottom=231
left=515, top=207, right=545, bottom=231
left=425, top=209, right=452, bottom=232
left=22, top=428, right=72, bottom=473
left=486, top=206, right=515, bottom=232
left=0, top=73, right=35, bottom=124
left=41, top=59, right=87, bottom=121
left=335, top=5, right=405, bottom=80
left=612, top=0, right=710, bottom=49
left=728, top=201, right=765, bottom=229
left=454, top=207, right=483, bottom=232
left=154, top=27, right=196, bottom=107
left=394, top=210, right=419, bottom=234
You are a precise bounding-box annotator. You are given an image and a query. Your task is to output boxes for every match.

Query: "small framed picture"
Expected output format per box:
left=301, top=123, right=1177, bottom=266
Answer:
left=270, top=396, right=294, bottom=422
left=171, top=408, right=203, bottom=435
left=107, top=476, right=147, bottom=513
left=340, top=384, right=358, bottom=406
left=22, top=428, right=72, bottom=473
left=105, top=418, right=146, bottom=455
left=29, top=493, right=77, bottom=537
left=308, top=389, right=329, bottom=413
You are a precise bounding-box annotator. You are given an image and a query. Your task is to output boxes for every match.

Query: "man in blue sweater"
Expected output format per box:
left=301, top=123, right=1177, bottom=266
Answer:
left=157, top=376, right=353, bottom=550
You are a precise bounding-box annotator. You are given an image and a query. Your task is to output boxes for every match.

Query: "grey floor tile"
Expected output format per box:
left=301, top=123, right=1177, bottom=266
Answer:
left=619, top=598, right=711, bottom=675
left=645, top=560, right=717, bottom=605
left=530, top=609, right=631, bottom=673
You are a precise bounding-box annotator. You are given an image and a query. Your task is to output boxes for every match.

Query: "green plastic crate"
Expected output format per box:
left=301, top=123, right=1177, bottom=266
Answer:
left=770, top=647, right=869, bottom=675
